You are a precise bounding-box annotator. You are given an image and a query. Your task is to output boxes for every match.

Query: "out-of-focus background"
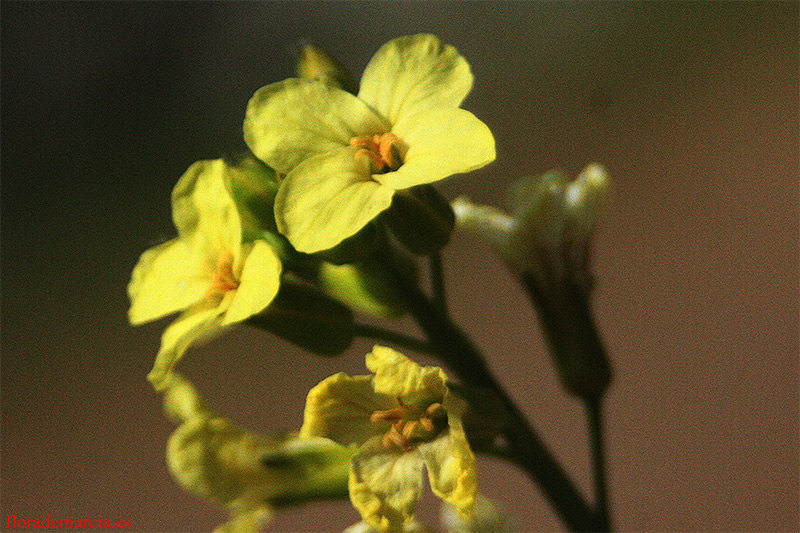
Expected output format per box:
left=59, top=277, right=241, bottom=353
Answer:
left=2, top=2, right=797, bottom=531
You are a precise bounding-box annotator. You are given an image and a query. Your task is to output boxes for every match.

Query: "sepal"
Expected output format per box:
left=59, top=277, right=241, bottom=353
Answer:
left=247, top=281, right=354, bottom=356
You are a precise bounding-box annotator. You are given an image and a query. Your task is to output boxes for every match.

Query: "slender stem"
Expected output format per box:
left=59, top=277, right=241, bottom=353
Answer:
left=587, top=396, right=611, bottom=531
left=352, top=322, right=435, bottom=356
left=429, top=251, right=448, bottom=316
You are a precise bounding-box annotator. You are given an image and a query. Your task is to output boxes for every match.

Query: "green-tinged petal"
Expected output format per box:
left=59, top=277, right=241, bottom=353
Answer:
left=350, top=437, right=425, bottom=533
left=167, top=416, right=278, bottom=509
left=213, top=505, right=272, bottom=533
left=366, top=346, right=447, bottom=407
left=244, top=78, right=388, bottom=175
left=147, top=305, right=224, bottom=391
left=274, top=147, right=396, bottom=253
left=163, top=373, right=214, bottom=422
left=418, top=421, right=477, bottom=520
left=223, top=241, right=282, bottom=325
left=379, top=108, right=495, bottom=191
left=127, top=238, right=210, bottom=325
left=359, top=34, right=473, bottom=126
left=300, top=374, right=394, bottom=447
left=172, top=160, right=242, bottom=253
left=439, top=494, right=508, bottom=533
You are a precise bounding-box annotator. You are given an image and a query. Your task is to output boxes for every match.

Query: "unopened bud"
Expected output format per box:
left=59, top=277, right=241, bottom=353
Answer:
left=385, top=185, right=455, bottom=255
left=247, top=281, right=354, bottom=356
left=318, top=259, right=408, bottom=318
left=297, top=43, right=358, bottom=95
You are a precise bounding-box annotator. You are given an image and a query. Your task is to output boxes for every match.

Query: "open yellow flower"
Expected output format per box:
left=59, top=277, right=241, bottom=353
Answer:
left=300, top=346, right=477, bottom=532
left=164, top=374, right=353, bottom=533
left=128, top=159, right=282, bottom=390
left=244, top=34, right=495, bottom=253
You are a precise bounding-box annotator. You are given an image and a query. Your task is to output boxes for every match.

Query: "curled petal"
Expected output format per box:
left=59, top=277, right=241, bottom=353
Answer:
left=147, top=305, right=225, bottom=391
left=350, top=437, right=426, bottom=532
left=418, top=418, right=477, bottom=521
left=300, top=374, right=394, bottom=447
left=223, top=241, right=282, bottom=325
left=274, top=147, right=395, bottom=253
left=359, top=34, right=473, bottom=126
left=245, top=79, right=388, bottom=175
left=366, top=346, right=447, bottom=407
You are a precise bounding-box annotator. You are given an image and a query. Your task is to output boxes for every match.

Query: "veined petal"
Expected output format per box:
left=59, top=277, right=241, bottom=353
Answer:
left=167, top=415, right=277, bottom=515
left=147, top=305, right=225, bottom=391
left=172, top=160, right=242, bottom=253
left=366, top=346, right=447, bottom=408
left=380, top=108, right=495, bottom=191
left=244, top=78, right=388, bottom=175
left=419, top=421, right=477, bottom=520
left=350, top=436, right=425, bottom=533
left=359, top=34, right=473, bottom=126
left=127, top=238, right=210, bottom=325
left=223, top=241, right=282, bottom=325
left=300, top=374, right=394, bottom=447
left=274, top=147, right=395, bottom=253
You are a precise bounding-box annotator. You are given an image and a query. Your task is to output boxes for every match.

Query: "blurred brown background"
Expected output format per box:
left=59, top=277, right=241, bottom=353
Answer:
left=2, top=2, right=797, bottom=531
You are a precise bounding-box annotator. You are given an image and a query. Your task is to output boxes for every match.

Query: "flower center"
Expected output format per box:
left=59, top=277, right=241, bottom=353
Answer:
left=350, top=133, right=404, bottom=174
left=370, top=399, right=447, bottom=452
left=206, top=251, right=239, bottom=304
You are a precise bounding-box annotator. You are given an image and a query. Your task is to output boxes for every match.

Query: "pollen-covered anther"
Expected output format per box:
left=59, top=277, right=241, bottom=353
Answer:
left=350, top=133, right=404, bottom=174
left=206, top=250, right=239, bottom=303
left=371, top=400, right=446, bottom=452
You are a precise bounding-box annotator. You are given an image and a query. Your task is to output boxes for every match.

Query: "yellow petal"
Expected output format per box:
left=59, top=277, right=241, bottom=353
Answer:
left=163, top=372, right=214, bottom=422
left=172, top=160, right=242, bottom=253
left=379, top=108, right=495, bottom=191
left=349, top=436, right=425, bottom=533
left=147, top=305, right=224, bottom=391
left=300, top=374, right=393, bottom=447
left=274, top=147, right=395, bottom=253
left=223, top=241, right=282, bottom=325
left=366, top=346, right=447, bottom=407
left=418, top=420, right=477, bottom=521
left=244, top=78, right=388, bottom=175
left=127, top=238, right=210, bottom=325
left=358, top=34, right=473, bottom=126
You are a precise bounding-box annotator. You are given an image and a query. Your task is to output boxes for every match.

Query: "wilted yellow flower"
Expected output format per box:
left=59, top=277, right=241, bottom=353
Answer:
left=163, top=374, right=354, bottom=533
left=128, top=159, right=282, bottom=390
left=244, top=34, right=495, bottom=253
left=300, top=346, right=477, bottom=532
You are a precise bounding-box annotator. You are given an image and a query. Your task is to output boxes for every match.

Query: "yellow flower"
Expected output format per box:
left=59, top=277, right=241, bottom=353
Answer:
left=244, top=34, right=495, bottom=253
left=128, top=159, right=282, bottom=390
left=300, top=346, right=477, bottom=532
left=163, top=374, right=354, bottom=533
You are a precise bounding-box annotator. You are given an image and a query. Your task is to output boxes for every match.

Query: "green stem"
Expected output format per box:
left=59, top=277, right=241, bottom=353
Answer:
left=352, top=323, right=435, bottom=356
left=429, top=251, right=448, bottom=316
left=587, top=396, right=611, bottom=531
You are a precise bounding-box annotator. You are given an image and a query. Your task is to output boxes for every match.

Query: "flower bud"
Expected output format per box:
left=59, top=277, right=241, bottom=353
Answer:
left=296, top=43, right=359, bottom=95
left=222, top=154, right=280, bottom=240
left=317, top=259, right=408, bottom=318
left=453, top=164, right=613, bottom=398
left=247, top=281, right=354, bottom=356
left=385, top=185, right=455, bottom=255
